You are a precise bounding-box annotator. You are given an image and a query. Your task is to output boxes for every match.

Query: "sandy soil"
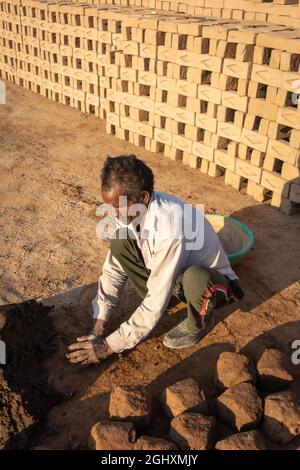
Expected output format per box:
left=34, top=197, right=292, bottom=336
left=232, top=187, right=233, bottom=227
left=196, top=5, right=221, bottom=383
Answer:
left=0, top=83, right=300, bottom=449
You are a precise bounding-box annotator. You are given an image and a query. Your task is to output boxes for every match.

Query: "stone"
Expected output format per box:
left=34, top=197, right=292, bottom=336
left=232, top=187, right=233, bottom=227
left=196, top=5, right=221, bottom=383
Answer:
left=263, top=390, right=300, bottom=444
left=109, top=385, right=152, bottom=428
left=215, top=382, right=263, bottom=431
left=169, top=412, right=216, bottom=450
left=161, top=378, right=208, bottom=418
left=216, top=352, right=257, bottom=391
left=89, top=420, right=136, bottom=450
left=215, top=430, right=267, bottom=450
left=257, top=349, right=294, bottom=392
left=134, top=436, right=178, bottom=450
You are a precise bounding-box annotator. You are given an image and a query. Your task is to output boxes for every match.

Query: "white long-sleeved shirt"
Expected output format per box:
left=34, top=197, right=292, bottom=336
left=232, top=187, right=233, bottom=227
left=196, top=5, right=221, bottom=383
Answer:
left=92, top=191, right=238, bottom=353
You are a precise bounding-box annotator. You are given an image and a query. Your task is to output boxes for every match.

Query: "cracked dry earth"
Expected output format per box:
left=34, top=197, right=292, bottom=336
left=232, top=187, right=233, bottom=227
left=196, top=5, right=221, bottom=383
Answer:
left=0, top=83, right=300, bottom=449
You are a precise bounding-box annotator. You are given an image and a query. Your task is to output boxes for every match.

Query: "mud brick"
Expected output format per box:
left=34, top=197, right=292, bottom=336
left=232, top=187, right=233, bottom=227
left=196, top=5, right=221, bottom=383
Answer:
left=250, top=150, right=265, bottom=168
left=218, top=73, right=248, bottom=95
left=89, top=420, right=136, bottom=450
left=224, top=169, right=244, bottom=190
left=134, top=436, right=177, bottom=450
left=176, top=80, right=197, bottom=98
left=195, top=114, right=217, bottom=133
left=266, top=138, right=297, bottom=166
left=290, top=129, right=300, bottom=149
left=118, top=67, right=136, bottom=83
left=263, top=390, right=300, bottom=444
left=139, top=43, right=157, bottom=60
left=199, top=158, right=209, bottom=174
left=257, top=31, right=300, bottom=55
left=277, top=106, right=300, bottom=131
left=222, top=58, right=251, bottom=80
left=192, top=141, right=214, bottom=162
left=157, top=60, right=173, bottom=77
left=222, top=90, right=248, bottom=113
left=280, top=52, right=300, bottom=73
left=281, top=162, right=300, bottom=182
left=164, top=144, right=183, bottom=161
left=161, top=378, right=207, bottom=418
left=261, top=169, right=290, bottom=196
left=172, top=134, right=193, bottom=153
left=248, top=98, right=278, bottom=121
left=216, top=430, right=267, bottom=451
left=214, top=149, right=236, bottom=172
left=227, top=28, right=257, bottom=45
left=240, top=128, right=269, bottom=153
left=235, top=158, right=262, bottom=183
left=202, top=21, right=237, bottom=41
left=170, top=412, right=216, bottom=450
left=182, top=152, right=199, bottom=169
left=216, top=382, right=263, bottom=431
left=251, top=64, right=282, bottom=88
left=154, top=127, right=173, bottom=146
left=248, top=81, right=277, bottom=104
left=217, top=122, right=242, bottom=143
left=157, top=45, right=175, bottom=62
left=246, top=180, right=265, bottom=202
left=257, top=348, right=294, bottom=392
left=198, top=85, right=222, bottom=105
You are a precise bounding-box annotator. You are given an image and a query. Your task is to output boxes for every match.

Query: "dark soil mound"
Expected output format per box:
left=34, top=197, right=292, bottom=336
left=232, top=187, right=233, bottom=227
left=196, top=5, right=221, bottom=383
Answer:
left=0, top=300, right=61, bottom=449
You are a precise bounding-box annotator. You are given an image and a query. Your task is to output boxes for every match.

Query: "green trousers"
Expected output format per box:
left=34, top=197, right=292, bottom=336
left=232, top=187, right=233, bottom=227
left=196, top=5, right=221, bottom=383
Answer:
left=110, top=228, right=235, bottom=332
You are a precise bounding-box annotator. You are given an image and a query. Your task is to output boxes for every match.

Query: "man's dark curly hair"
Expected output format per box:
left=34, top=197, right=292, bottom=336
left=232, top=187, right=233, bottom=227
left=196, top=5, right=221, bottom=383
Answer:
left=101, top=155, right=154, bottom=203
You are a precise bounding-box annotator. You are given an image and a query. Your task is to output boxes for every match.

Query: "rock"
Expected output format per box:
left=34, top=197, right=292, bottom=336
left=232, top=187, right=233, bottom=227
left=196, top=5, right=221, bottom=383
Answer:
left=215, top=382, right=263, bottom=431
left=257, top=349, right=294, bottom=392
left=109, top=384, right=152, bottom=428
left=169, top=412, right=216, bottom=450
left=216, top=352, right=257, bottom=391
left=263, top=390, right=300, bottom=444
left=134, top=436, right=177, bottom=450
left=215, top=430, right=267, bottom=450
left=161, top=378, right=207, bottom=418
left=89, top=420, right=136, bottom=450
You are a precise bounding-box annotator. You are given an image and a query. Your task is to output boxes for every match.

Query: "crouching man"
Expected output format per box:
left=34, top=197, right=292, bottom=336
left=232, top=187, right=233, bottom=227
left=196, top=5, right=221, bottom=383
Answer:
left=67, top=155, right=244, bottom=365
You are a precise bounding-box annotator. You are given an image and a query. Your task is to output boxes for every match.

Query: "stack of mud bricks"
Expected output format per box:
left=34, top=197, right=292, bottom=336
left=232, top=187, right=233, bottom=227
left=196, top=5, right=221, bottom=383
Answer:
left=0, top=0, right=109, bottom=116
left=0, top=1, right=300, bottom=215
left=70, top=0, right=300, bottom=30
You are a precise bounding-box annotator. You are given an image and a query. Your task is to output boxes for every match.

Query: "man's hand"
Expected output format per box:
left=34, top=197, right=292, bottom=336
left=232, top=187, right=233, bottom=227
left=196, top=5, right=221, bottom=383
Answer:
left=76, top=319, right=107, bottom=343
left=66, top=336, right=113, bottom=365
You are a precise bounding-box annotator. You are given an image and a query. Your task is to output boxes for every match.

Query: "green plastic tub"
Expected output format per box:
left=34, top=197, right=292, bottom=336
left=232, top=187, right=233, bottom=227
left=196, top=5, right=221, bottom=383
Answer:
left=205, top=213, right=254, bottom=266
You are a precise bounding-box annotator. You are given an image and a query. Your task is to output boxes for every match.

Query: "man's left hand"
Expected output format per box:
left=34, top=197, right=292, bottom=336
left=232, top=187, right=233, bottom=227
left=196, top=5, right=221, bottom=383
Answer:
left=67, top=337, right=113, bottom=365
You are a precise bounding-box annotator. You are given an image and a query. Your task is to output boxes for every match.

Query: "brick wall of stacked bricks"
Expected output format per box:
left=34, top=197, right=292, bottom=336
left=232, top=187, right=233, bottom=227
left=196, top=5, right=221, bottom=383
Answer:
left=41, top=0, right=300, bottom=30
left=0, top=1, right=300, bottom=214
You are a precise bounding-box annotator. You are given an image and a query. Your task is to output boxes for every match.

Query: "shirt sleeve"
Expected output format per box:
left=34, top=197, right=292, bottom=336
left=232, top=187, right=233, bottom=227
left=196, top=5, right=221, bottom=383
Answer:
left=105, top=235, right=187, bottom=353
left=92, top=249, right=128, bottom=322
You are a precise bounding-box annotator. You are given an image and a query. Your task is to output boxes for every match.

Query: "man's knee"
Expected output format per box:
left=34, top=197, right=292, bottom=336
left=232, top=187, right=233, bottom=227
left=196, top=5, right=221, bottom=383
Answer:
left=182, top=265, right=211, bottom=297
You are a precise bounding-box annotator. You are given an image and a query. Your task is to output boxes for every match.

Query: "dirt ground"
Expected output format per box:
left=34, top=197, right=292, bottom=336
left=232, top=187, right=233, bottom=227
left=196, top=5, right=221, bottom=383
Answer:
left=1, top=82, right=300, bottom=449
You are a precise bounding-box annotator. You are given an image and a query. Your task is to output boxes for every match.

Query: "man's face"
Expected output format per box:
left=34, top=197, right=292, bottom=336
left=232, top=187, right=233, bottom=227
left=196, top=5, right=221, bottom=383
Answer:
left=101, top=184, right=150, bottom=225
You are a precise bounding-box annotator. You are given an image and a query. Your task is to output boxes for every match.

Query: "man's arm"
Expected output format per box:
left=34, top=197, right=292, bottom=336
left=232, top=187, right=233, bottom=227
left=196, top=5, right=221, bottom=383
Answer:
left=92, top=248, right=128, bottom=323
left=68, top=249, right=128, bottom=360
left=104, top=235, right=187, bottom=353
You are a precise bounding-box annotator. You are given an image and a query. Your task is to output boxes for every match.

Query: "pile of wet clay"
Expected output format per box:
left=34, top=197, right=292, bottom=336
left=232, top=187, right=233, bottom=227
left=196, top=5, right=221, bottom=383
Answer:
left=0, top=300, right=61, bottom=449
